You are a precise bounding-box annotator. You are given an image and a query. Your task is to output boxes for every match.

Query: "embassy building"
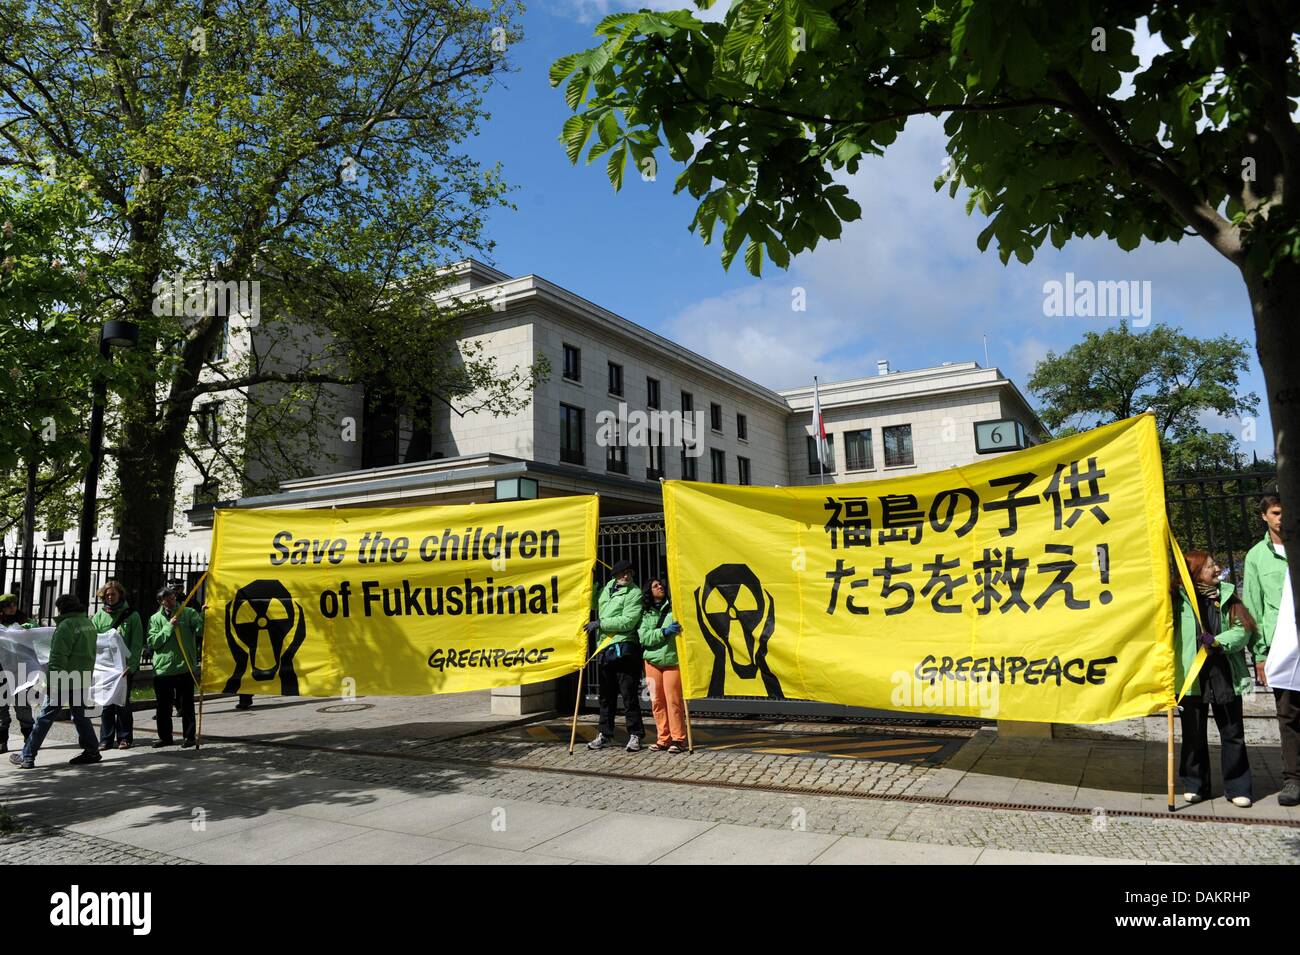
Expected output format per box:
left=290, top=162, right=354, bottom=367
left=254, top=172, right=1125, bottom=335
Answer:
left=223, top=259, right=1048, bottom=527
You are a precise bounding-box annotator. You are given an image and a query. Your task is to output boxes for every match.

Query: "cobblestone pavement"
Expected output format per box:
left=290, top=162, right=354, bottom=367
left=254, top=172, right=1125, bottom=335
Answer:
left=0, top=825, right=193, bottom=864
left=164, top=737, right=1300, bottom=863
left=5, top=711, right=1299, bottom=864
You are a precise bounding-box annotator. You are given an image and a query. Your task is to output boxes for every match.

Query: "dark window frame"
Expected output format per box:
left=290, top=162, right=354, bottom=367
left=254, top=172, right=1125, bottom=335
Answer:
left=647, top=377, right=660, bottom=409
left=883, top=423, right=915, bottom=468
left=807, top=433, right=835, bottom=475
left=737, top=456, right=751, bottom=485
left=560, top=403, right=585, bottom=465
left=711, top=447, right=726, bottom=484
left=736, top=413, right=748, bottom=441
left=562, top=343, right=582, bottom=382
left=710, top=402, right=723, bottom=433
left=608, top=361, right=624, bottom=397
left=844, top=428, right=874, bottom=471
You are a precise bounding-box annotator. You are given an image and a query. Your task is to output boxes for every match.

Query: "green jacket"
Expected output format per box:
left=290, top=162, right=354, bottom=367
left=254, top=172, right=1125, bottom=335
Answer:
left=148, top=605, right=202, bottom=678
left=593, top=579, right=643, bottom=648
left=638, top=598, right=678, bottom=667
left=1174, top=583, right=1254, bottom=698
left=92, top=603, right=144, bottom=673
left=1242, top=535, right=1288, bottom=656
left=47, top=612, right=97, bottom=707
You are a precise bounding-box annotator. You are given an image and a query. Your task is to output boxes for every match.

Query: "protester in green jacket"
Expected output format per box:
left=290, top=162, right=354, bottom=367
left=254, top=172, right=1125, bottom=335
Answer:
left=639, top=578, right=686, bottom=753
left=1174, top=549, right=1257, bottom=808
left=585, top=560, right=646, bottom=752
left=1241, top=492, right=1300, bottom=806
left=93, top=579, right=143, bottom=750
left=8, top=594, right=102, bottom=769
left=147, top=584, right=201, bottom=748
left=1242, top=495, right=1288, bottom=663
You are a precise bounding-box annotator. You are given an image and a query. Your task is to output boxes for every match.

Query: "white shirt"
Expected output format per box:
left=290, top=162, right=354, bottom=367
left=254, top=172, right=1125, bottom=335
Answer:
left=1265, top=571, right=1300, bottom=691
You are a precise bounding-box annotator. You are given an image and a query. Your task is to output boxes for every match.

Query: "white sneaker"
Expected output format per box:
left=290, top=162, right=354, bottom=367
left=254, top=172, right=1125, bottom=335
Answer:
left=626, top=734, right=642, bottom=752
left=1184, top=792, right=1203, bottom=804
left=1231, top=796, right=1253, bottom=808
left=586, top=733, right=610, bottom=751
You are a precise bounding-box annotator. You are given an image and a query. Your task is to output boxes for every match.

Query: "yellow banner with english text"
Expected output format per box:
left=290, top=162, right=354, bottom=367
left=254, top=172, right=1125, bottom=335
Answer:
left=663, top=416, right=1176, bottom=723
left=201, top=497, right=598, bottom=696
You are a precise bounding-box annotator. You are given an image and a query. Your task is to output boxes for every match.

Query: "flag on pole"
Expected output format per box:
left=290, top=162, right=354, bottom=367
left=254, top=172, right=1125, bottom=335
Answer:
left=812, top=376, right=829, bottom=469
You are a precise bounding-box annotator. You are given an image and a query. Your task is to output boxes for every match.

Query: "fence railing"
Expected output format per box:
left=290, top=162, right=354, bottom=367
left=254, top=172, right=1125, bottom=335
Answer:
left=1165, top=470, right=1277, bottom=587
left=0, top=547, right=208, bottom=625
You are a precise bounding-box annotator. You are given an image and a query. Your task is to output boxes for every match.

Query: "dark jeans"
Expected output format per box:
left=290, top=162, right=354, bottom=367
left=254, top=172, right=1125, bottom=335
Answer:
left=154, top=673, right=195, bottom=743
left=1274, top=688, right=1300, bottom=785
left=597, top=645, right=645, bottom=739
left=1179, top=696, right=1252, bottom=800
left=22, top=701, right=99, bottom=762
left=100, top=671, right=135, bottom=746
left=0, top=673, right=34, bottom=741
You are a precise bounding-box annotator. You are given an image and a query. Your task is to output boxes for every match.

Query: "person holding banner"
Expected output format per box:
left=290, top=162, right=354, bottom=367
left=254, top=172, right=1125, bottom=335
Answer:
left=147, top=584, right=201, bottom=749
left=1175, top=549, right=1256, bottom=808
left=639, top=578, right=686, bottom=753
left=8, top=593, right=102, bottom=770
left=586, top=560, right=645, bottom=752
left=92, top=580, right=143, bottom=751
left=0, top=593, right=34, bottom=750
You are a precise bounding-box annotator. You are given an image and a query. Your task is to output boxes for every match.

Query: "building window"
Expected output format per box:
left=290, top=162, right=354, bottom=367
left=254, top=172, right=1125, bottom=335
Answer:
left=647, top=428, right=664, bottom=480
left=681, top=391, right=693, bottom=414
left=606, top=425, right=628, bottom=474
left=736, top=413, right=748, bottom=441
left=196, top=403, right=220, bottom=445
left=883, top=424, right=914, bottom=467
left=737, top=456, right=751, bottom=485
left=681, top=443, right=698, bottom=480
left=193, top=481, right=219, bottom=507
left=560, top=404, right=585, bottom=464
left=807, top=433, right=835, bottom=475
left=646, top=377, right=660, bottom=409
left=45, top=526, right=65, bottom=544
left=710, top=402, right=723, bottom=432
left=563, top=344, right=581, bottom=382
left=209, top=317, right=229, bottom=362
left=844, top=429, right=874, bottom=471
left=608, top=361, right=623, bottom=397
left=711, top=448, right=726, bottom=484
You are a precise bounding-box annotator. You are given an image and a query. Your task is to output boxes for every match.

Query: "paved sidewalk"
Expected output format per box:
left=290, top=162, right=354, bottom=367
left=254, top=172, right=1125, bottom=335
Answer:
left=1, top=691, right=1297, bottom=864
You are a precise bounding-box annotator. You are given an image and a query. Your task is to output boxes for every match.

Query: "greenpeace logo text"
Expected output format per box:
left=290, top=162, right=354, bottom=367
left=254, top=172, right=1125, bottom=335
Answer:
left=50, top=885, right=151, bottom=935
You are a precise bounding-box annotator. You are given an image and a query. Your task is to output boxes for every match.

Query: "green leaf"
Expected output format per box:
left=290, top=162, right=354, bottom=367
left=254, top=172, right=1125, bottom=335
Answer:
left=606, top=143, right=628, bottom=191
left=744, top=236, right=763, bottom=276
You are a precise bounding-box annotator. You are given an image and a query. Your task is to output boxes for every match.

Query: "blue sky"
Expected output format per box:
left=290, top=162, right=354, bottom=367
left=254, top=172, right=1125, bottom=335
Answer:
left=468, top=1, right=1270, bottom=456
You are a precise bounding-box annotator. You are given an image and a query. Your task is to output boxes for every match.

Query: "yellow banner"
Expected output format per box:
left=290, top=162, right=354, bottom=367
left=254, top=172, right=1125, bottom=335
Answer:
left=201, top=496, right=598, bottom=697
left=664, top=416, right=1176, bottom=723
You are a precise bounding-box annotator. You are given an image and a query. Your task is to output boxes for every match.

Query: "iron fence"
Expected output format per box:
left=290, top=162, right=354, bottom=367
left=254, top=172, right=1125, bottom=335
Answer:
left=1164, top=470, right=1278, bottom=587
left=0, top=547, right=207, bottom=625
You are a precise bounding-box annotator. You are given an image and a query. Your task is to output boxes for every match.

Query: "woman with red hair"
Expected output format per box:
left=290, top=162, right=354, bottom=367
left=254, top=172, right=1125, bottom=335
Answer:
left=1175, top=549, right=1257, bottom=807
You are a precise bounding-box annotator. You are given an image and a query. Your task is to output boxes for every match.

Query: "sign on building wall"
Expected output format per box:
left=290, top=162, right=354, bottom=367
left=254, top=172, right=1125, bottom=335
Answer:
left=202, top=497, right=598, bottom=697
left=974, top=418, right=1030, bottom=453
left=663, top=416, right=1177, bottom=724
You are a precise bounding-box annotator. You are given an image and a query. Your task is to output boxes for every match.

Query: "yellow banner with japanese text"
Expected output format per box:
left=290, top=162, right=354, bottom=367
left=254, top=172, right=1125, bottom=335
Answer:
left=663, top=416, right=1176, bottom=723
left=201, top=497, right=598, bottom=697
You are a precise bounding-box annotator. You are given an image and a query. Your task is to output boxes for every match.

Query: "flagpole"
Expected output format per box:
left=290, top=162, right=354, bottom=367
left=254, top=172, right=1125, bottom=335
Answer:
left=814, top=376, right=826, bottom=486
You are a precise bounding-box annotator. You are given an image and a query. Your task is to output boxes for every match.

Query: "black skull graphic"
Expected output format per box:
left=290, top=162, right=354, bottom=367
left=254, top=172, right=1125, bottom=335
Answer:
left=223, top=579, right=305, bottom=695
left=694, top=563, right=783, bottom=699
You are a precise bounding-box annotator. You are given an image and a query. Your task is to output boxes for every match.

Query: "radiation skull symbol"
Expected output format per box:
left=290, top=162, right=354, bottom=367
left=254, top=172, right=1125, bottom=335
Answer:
left=223, top=579, right=306, bottom=695
left=694, top=563, right=783, bottom=699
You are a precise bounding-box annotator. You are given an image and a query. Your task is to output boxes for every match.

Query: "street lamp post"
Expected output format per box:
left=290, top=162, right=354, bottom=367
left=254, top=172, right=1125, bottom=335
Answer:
left=74, top=319, right=138, bottom=608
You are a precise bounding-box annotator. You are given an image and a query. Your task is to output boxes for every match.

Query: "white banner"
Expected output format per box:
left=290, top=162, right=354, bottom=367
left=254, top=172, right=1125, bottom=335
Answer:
left=0, top=625, right=129, bottom=709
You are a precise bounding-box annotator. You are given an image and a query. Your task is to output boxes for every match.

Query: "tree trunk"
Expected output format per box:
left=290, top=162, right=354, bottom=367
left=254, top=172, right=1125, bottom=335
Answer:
left=1243, top=259, right=1300, bottom=645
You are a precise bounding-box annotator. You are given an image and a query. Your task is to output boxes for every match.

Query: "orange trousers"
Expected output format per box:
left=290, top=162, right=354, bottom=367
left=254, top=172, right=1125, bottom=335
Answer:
left=644, top=660, right=687, bottom=746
